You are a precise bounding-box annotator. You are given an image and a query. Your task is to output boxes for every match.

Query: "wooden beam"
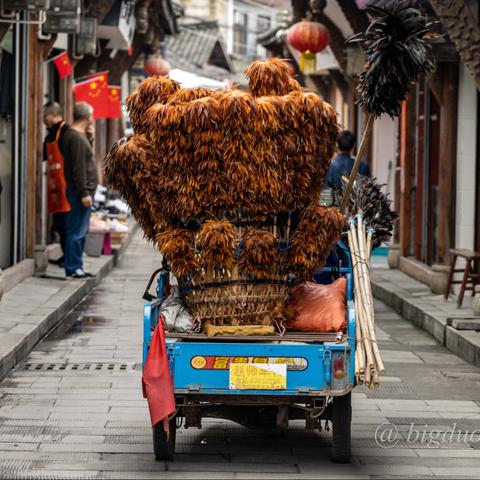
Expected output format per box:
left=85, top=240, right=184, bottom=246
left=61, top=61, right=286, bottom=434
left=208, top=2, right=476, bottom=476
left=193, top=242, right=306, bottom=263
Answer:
left=336, top=0, right=369, bottom=34
left=291, top=0, right=309, bottom=23
left=26, top=26, right=47, bottom=257
left=427, top=71, right=443, bottom=106
left=27, top=26, right=38, bottom=258
left=437, top=62, right=459, bottom=264
left=429, top=0, right=480, bottom=92
left=399, top=93, right=414, bottom=257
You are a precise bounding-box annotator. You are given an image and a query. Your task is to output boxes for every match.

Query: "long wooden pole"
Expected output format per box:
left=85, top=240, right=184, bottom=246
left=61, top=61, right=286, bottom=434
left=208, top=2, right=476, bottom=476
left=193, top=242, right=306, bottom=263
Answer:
left=349, top=229, right=365, bottom=381
left=356, top=215, right=385, bottom=374
left=340, top=113, right=375, bottom=211
left=349, top=220, right=375, bottom=375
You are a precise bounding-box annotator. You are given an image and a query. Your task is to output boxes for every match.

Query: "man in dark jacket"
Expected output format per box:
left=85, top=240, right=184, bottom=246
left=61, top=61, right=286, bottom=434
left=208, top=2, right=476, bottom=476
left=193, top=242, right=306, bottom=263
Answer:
left=326, top=130, right=370, bottom=189
left=62, top=102, right=98, bottom=278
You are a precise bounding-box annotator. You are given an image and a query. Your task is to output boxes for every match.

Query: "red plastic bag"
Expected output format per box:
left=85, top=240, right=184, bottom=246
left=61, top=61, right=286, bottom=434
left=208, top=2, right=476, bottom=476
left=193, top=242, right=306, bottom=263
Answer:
left=287, top=278, right=347, bottom=333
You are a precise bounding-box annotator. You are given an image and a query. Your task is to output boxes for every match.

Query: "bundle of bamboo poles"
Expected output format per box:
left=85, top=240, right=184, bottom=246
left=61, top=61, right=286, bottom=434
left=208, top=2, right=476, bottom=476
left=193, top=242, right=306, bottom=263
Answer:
left=347, top=212, right=384, bottom=388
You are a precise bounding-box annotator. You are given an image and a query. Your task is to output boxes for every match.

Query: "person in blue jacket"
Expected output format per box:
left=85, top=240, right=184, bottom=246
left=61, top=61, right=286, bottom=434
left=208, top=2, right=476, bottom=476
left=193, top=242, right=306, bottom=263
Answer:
left=326, top=129, right=370, bottom=189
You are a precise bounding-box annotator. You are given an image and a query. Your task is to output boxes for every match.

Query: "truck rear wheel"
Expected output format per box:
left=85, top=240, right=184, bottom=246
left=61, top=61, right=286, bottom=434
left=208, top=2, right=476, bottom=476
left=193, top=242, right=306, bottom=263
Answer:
left=331, top=392, right=351, bottom=463
left=153, top=417, right=176, bottom=460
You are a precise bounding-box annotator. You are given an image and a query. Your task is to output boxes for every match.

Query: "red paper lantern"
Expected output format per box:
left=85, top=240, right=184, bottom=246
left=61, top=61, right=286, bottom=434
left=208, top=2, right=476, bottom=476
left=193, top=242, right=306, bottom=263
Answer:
left=144, top=54, right=171, bottom=76
left=287, top=20, right=330, bottom=73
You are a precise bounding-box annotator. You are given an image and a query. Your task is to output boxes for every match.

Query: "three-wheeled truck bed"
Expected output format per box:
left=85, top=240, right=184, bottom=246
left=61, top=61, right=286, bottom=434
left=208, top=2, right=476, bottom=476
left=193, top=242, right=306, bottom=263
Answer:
left=142, top=251, right=355, bottom=463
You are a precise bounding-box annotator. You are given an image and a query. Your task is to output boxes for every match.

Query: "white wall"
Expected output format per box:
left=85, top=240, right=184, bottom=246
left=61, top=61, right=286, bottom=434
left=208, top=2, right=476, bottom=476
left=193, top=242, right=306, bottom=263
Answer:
left=455, top=63, right=478, bottom=251
left=371, top=114, right=397, bottom=200
left=226, top=0, right=278, bottom=59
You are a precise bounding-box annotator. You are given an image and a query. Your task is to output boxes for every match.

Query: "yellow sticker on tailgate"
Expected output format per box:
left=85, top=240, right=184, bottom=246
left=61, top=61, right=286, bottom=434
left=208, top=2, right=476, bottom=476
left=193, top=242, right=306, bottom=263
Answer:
left=229, top=363, right=287, bottom=390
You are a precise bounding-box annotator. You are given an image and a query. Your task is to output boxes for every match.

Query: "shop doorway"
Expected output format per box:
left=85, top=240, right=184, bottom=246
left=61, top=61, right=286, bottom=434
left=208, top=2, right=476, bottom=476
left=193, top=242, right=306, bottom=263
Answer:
left=413, top=77, right=441, bottom=266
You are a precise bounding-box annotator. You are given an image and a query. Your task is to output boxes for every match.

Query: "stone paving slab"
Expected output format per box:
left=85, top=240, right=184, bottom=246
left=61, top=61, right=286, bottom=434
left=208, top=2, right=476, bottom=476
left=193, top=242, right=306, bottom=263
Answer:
left=372, top=268, right=480, bottom=369
left=0, top=225, right=138, bottom=382
left=1, top=236, right=480, bottom=478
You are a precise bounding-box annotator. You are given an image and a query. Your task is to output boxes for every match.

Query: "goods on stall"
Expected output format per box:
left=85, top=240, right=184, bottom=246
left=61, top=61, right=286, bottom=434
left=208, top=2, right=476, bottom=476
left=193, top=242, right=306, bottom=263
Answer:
left=105, top=58, right=344, bottom=333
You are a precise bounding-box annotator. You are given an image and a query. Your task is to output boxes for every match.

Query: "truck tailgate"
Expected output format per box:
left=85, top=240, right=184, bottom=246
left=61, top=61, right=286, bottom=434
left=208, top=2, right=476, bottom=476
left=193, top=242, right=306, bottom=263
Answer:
left=168, top=340, right=352, bottom=396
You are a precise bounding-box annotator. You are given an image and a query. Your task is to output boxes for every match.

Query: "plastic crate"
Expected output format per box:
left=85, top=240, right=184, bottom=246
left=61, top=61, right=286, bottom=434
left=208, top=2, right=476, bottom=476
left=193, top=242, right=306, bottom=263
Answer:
left=85, top=231, right=105, bottom=257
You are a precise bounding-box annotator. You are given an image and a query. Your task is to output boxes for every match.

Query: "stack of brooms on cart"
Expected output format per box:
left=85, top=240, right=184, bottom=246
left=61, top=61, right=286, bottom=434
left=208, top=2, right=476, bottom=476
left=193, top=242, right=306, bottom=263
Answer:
left=105, top=58, right=345, bottom=337
left=105, top=3, right=435, bottom=389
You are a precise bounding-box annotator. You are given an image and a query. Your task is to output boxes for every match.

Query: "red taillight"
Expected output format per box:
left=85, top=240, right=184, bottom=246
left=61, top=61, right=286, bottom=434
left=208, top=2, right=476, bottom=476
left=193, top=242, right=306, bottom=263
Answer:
left=333, top=357, right=345, bottom=379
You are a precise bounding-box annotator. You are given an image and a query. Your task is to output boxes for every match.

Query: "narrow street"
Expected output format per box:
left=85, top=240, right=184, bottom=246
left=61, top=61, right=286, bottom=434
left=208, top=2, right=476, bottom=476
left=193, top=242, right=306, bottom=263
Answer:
left=0, top=234, right=480, bottom=479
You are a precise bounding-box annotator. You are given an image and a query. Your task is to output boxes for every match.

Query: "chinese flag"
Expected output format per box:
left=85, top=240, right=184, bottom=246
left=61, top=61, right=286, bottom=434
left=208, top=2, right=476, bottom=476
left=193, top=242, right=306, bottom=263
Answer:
left=104, top=86, right=122, bottom=119
left=53, top=52, right=72, bottom=79
left=73, top=73, right=109, bottom=120
left=142, top=316, right=176, bottom=427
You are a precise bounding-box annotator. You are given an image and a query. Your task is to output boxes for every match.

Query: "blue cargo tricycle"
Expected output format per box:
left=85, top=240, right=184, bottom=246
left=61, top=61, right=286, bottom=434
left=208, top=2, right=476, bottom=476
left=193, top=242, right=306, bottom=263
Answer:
left=142, top=244, right=355, bottom=463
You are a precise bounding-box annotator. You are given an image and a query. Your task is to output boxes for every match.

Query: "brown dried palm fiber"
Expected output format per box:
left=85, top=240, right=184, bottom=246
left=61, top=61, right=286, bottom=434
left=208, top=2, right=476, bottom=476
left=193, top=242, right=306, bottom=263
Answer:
left=156, top=228, right=198, bottom=278
left=196, top=220, right=236, bottom=270
left=289, top=205, right=345, bottom=278
left=239, top=229, right=277, bottom=278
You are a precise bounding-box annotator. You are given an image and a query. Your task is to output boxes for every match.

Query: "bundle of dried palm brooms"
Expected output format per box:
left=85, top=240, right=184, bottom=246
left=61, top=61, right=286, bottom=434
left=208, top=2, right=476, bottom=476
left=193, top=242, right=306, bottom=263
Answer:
left=348, top=213, right=385, bottom=388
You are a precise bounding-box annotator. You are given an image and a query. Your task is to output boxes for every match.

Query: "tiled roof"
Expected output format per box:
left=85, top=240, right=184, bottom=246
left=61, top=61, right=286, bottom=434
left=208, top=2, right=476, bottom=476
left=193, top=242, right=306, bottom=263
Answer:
left=164, top=22, right=234, bottom=80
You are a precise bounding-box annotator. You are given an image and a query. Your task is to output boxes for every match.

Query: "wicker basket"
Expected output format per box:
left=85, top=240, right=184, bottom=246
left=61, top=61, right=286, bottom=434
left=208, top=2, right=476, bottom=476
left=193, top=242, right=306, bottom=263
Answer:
left=174, top=212, right=299, bottom=332
left=180, top=278, right=289, bottom=328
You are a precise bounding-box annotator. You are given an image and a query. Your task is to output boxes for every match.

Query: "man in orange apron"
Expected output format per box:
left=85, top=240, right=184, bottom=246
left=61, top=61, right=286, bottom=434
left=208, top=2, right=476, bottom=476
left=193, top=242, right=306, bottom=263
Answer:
left=43, top=102, right=71, bottom=265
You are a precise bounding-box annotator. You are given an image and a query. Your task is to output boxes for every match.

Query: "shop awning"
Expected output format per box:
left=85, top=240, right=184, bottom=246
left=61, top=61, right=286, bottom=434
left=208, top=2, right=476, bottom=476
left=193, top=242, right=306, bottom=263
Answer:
left=168, top=68, right=228, bottom=89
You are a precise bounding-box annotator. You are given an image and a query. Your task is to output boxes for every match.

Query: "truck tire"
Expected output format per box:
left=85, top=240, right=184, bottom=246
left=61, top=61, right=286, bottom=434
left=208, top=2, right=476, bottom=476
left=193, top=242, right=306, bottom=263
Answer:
left=331, top=392, right=351, bottom=463
left=153, top=417, right=176, bottom=461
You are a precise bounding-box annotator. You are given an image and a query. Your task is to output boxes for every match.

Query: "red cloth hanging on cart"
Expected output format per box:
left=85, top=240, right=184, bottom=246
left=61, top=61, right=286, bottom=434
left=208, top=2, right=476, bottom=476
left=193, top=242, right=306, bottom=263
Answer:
left=142, top=316, right=176, bottom=426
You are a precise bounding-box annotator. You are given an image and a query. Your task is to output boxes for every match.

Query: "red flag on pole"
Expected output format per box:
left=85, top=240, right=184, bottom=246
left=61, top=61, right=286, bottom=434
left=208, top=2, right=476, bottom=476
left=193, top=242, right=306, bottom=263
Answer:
left=142, top=317, right=176, bottom=427
left=73, top=73, right=109, bottom=120
left=52, top=51, right=73, bottom=79
left=102, top=86, right=122, bottom=119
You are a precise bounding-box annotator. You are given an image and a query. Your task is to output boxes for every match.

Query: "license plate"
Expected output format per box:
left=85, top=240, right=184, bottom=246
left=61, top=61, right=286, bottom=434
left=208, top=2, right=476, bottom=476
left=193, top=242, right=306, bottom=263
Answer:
left=229, top=363, right=287, bottom=390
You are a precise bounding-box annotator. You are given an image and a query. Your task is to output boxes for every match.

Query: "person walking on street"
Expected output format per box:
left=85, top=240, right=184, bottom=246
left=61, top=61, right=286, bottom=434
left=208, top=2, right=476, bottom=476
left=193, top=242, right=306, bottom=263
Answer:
left=63, top=102, right=98, bottom=279
left=43, top=101, right=71, bottom=267
left=326, top=129, right=371, bottom=190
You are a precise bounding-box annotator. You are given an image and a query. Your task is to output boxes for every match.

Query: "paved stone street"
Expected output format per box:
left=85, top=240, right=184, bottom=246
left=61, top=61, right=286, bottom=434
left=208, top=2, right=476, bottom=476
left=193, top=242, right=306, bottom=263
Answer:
left=1, top=233, right=480, bottom=479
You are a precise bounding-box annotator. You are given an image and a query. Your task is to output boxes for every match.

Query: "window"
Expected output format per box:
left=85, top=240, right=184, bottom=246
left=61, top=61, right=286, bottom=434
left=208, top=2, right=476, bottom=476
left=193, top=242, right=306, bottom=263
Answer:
left=233, top=9, right=247, bottom=56
left=257, top=14, right=271, bottom=34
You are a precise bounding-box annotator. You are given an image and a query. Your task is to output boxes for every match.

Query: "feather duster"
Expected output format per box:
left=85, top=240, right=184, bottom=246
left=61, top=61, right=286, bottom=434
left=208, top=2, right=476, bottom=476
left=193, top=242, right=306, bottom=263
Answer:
left=245, top=58, right=295, bottom=96
left=126, top=76, right=180, bottom=133
left=156, top=228, right=198, bottom=278
left=290, top=205, right=345, bottom=277
left=349, top=3, right=436, bottom=118
left=196, top=220, right=237, bottom=270
left=104, top=134, right=161, bottom=242
left=335, top=176, right=398, bottom=248
left=239, top=229, right=277, bottom=278
left=167, top=87, right=214, bottom=105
